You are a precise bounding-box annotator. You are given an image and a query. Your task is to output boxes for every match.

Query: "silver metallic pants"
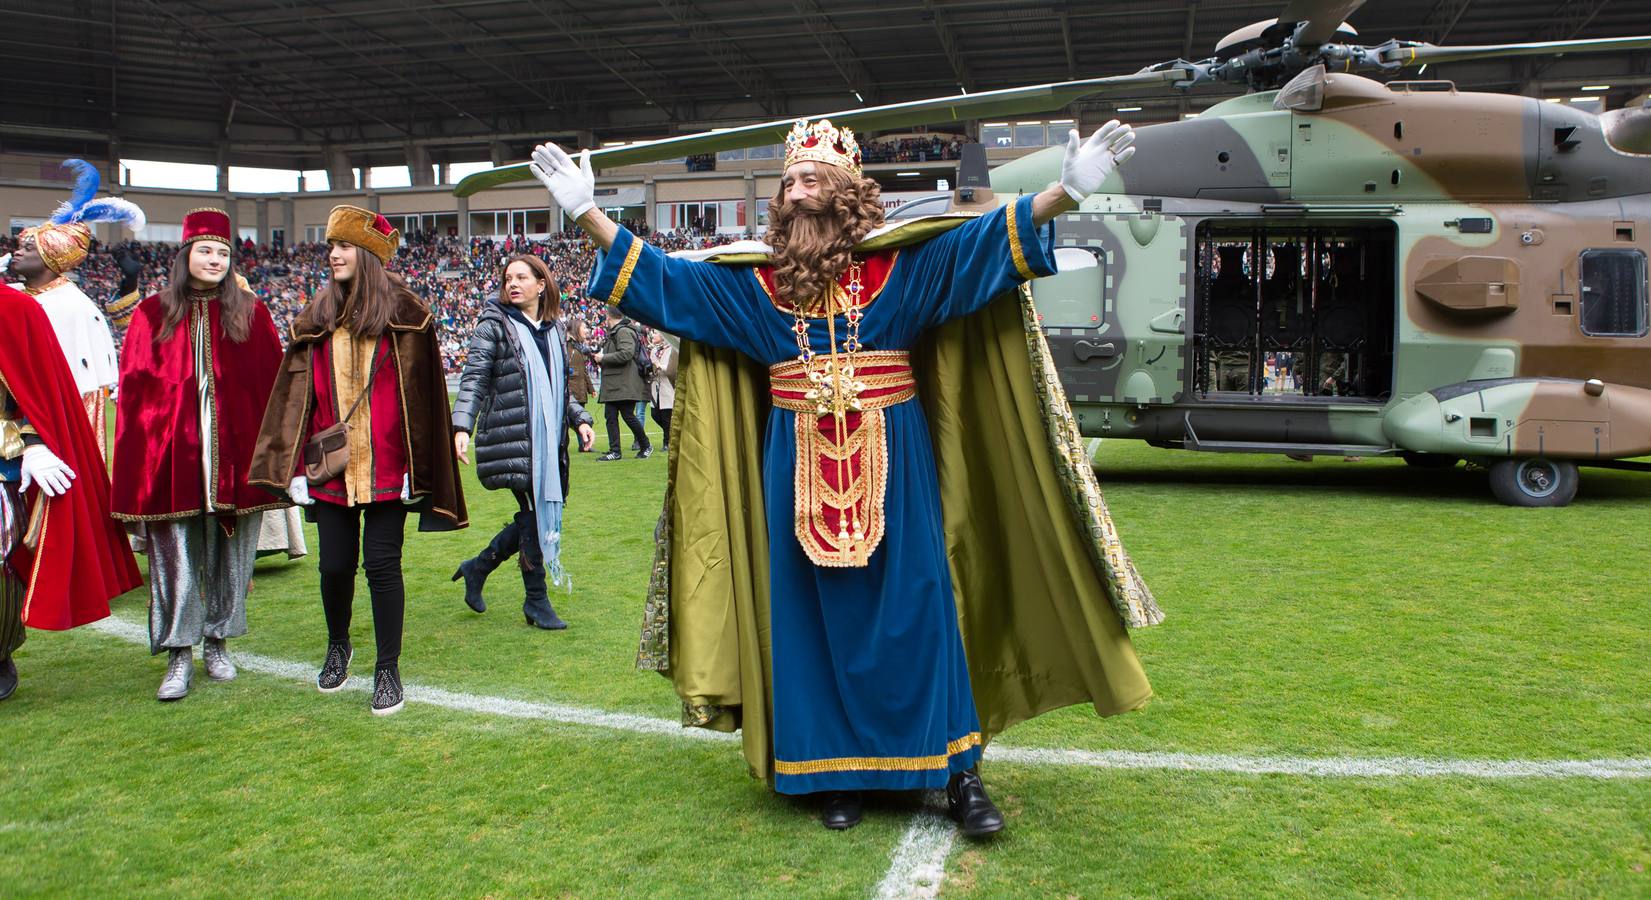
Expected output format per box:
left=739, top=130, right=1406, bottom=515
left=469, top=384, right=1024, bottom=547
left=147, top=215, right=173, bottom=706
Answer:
left=147, top=514, right=259, bottom=655
left=0, top=483, right=22, bottom=660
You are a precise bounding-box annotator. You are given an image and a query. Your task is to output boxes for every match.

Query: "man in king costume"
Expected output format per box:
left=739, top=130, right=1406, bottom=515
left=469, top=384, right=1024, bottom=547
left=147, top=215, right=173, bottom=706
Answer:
left=533, top=117, right=1161, bottom=835
left=0, top=283, right=143, bottom=702
left=6, top=159, right=146, bottom=457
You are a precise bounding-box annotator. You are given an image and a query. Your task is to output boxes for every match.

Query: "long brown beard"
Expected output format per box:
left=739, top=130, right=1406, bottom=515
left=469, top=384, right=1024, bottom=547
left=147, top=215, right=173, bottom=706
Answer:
left=766, top=169, right=883, bottom=310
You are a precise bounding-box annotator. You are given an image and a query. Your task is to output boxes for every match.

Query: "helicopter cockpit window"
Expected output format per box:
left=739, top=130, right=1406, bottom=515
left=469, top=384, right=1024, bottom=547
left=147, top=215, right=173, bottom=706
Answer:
left=1578, top=249, right=1649, bottom=338
left=1194, top=221, right=1396, bottom=401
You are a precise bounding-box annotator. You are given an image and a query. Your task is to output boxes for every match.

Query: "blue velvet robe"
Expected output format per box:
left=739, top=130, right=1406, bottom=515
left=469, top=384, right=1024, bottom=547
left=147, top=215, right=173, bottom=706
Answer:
left=590, top=196, right=1057, bottom=793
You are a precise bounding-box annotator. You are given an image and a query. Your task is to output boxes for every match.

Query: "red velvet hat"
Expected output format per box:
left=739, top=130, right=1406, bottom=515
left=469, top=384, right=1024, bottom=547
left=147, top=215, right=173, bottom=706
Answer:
left=182, top=207, right=233, bottom=248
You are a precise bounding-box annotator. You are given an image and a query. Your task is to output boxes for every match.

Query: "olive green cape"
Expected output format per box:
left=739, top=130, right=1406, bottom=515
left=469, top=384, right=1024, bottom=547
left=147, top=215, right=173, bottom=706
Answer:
left=634, top=218, right=1163, bottom=782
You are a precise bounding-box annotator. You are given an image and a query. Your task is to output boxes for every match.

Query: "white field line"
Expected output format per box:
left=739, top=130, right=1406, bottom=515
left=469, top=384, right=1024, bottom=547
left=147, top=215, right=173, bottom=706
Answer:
left=86, top=617, right=1651, bottom=780
left=88, top=617, right=734, bottom=744
left=875, top=804, right=955, bottom=900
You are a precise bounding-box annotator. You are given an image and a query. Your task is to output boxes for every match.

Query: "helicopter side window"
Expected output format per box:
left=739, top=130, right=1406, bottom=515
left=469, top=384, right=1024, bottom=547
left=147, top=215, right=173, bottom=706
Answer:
left=1578, top=249, right=1649, bottom=338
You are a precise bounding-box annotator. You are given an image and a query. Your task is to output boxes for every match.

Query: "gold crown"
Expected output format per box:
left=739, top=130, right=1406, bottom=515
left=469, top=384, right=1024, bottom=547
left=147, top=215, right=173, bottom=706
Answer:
left=784, top=119, right=863, bottom=177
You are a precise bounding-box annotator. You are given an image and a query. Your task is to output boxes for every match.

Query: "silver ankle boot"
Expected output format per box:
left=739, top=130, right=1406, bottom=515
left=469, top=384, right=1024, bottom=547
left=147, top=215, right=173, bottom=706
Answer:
left=203, top=637, right=237, bottom=682
left=156, top=648, right=193, bottom=701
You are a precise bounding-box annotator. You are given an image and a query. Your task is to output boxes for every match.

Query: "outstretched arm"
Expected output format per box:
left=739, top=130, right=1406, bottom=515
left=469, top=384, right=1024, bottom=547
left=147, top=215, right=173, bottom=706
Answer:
left=1031, top=119, right=1137, bottom=227
left=534, top=142, right=766, bottom=357
left=531, top=143, right=619, bottom=252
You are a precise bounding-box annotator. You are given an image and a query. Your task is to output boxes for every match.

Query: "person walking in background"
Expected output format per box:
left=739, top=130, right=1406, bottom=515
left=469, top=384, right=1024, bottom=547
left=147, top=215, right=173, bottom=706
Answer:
left=249, top=206, right=467, bottom=716
left=593, top=305, right=650, bottom=460
left=566, top=317, right=597, bottom=457
left=646, top=329, right=677, bottom=452
left=450, top=255, right=594, bottom=629
left=110, top=208, right=286, bottom=701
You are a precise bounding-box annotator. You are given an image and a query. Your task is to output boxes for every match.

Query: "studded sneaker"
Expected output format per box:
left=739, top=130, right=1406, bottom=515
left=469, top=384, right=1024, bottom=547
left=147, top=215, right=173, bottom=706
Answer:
left=317, top=640, right=352, bottom=693
left=371, top=663, right=405, bottom=716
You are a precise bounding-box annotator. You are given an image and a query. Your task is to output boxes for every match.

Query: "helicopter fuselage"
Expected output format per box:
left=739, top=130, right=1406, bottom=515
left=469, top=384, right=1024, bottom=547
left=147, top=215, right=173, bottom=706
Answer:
left=990, top=72, right=1651, bottom=483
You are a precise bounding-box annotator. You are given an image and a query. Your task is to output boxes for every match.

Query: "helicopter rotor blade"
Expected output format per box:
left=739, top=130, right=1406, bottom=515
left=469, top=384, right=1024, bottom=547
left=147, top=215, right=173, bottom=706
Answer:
left=1278, top=0, right=1366, bottom=47
left=453, top=68, right=1189, bottom=197
left=1383, top=34, right=1651, bottom=67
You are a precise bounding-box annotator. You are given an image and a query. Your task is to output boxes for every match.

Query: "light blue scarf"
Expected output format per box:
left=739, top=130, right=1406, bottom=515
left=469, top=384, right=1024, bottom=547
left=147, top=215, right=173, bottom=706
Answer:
left=507, top=315, right=568, bottom=590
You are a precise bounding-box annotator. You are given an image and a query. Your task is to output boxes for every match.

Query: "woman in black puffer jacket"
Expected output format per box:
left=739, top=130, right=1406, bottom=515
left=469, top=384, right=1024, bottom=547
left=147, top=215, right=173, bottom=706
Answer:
left=451, top=255, right=594, bottom=629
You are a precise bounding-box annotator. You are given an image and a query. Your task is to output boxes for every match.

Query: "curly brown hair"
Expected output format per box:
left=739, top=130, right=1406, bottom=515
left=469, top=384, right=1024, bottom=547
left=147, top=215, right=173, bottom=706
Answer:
left=765, top=164, right=884, bottom=310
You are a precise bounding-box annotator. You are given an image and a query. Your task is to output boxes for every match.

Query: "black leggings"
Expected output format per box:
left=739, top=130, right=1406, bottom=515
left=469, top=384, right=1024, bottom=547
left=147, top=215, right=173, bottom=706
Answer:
left=604, top=401, right=649, bottom=453
left=313, top=500, right=408, bottom=668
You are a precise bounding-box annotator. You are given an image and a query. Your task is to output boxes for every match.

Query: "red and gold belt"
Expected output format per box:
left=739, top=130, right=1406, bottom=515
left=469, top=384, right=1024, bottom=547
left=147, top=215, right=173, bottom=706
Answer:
left=768, top=351, right=915, bottom=568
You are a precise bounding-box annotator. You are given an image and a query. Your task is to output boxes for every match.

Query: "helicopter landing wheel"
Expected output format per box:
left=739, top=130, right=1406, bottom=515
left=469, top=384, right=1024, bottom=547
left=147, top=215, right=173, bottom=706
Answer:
left=1487, top=457, right=1578, bottom=507
left=1401, top=452, right=1459, bottom=469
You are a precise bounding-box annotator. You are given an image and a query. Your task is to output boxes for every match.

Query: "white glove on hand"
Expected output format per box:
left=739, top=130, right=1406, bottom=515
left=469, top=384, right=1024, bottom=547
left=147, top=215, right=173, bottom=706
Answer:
left=400, top=473, right=418, bottom=506
left=20, top=445, right=75, bottom=497
left=1059, top=120, right=1138, bottom=203
left=288, top=476, right=313, bottom=506
left=529, top=144, right=597, bottom=222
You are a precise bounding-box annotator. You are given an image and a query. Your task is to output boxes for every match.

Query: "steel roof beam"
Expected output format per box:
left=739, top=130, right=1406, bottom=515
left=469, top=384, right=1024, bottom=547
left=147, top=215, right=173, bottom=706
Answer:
left=791, top=0, right=882, bottom=104
left=923, top=0, right=976, bottom=93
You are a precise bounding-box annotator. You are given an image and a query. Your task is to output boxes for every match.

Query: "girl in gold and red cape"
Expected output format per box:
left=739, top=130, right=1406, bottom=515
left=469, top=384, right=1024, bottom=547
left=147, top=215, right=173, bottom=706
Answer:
left=250, top=205, right=467, bottom=717
left=0, top=283, right=142, bottom=703
left=111, top=208, right=286, bottom=701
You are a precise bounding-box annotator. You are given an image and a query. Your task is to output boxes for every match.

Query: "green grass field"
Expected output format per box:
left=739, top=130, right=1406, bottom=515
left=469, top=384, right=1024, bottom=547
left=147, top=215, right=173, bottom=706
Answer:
left=4, top=403, right=1649, bottom=896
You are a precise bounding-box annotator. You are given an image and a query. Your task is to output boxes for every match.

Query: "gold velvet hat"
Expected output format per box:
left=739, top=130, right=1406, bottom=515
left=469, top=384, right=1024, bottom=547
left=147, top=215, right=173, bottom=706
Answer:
left=325, top=205, right=400, bottom=264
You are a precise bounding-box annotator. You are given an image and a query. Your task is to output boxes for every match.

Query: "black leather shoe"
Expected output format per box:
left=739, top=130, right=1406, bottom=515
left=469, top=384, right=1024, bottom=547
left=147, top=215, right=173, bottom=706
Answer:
left=597, top=450, right=622, bottom=461
left=636, top=446, right=653, bottom=459
left=946, top=768, right=1005, bottom=838
left=0, top=656, right=17, bottom=702
left=820, top=791, right=863, bottom=830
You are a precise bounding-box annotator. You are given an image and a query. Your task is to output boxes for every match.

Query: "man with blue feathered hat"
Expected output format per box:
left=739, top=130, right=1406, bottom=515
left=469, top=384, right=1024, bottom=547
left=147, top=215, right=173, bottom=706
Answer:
left=5, top=159, right=147, bottom=457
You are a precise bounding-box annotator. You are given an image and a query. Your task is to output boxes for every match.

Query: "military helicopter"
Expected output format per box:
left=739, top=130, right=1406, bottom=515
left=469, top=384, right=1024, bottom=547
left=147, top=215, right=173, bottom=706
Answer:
left=456, top=0, right=1651, bottom=507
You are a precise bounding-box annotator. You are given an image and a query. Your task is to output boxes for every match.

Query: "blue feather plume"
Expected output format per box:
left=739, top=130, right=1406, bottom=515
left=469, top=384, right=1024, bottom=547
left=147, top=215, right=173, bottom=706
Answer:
left=47, top=159, right=102, bottom=225
left=74, top=198, right=147, bottom=233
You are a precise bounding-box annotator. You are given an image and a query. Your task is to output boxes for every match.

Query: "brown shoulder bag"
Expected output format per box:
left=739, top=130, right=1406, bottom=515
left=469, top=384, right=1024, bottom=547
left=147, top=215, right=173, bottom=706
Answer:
left=303, top=346, right=389, bottom=485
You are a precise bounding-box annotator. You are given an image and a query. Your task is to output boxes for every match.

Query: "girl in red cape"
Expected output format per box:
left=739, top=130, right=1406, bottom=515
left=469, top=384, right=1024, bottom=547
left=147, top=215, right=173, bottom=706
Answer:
left=111, top=208, right=286, bottom=701
left=0, top=282, right=142, bottom=702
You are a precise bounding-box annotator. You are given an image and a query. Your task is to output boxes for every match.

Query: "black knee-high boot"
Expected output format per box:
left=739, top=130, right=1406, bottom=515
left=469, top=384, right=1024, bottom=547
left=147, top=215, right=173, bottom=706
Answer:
left=517, top=511, right=567, bottom=631
left=451, top=518, right=520, bottom=613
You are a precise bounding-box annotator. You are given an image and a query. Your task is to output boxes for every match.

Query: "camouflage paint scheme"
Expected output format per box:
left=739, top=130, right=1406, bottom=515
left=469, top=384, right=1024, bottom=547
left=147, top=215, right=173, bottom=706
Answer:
left=992, top=70, right=1651, bottom=464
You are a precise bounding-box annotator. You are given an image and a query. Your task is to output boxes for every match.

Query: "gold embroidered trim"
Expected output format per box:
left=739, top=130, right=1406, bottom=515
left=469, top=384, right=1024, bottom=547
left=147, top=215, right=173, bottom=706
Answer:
left=608, top=239, right=644, bottom=306
left=773, top=733, right=982, bottom=776
left=1006, top=200, right=1036, bottom=281
left=767, top=351, right=918, bottom=414
left=792, top=407, right=890, bottom=568
left=20, top=276, right=69, bottom=297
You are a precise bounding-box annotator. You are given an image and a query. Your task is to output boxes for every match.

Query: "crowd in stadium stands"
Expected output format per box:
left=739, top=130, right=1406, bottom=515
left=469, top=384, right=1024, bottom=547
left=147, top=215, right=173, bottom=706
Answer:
left=860, top=135, right=964, bottom=163
left=1, top=228, right=737, bottom=376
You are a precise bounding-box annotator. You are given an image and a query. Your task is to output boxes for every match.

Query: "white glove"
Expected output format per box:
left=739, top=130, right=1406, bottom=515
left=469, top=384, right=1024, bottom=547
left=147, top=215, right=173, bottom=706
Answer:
left=288, top=476, right=313, bottom=506
left=529, top=144, right=597, bottom=222
left=20, top=445, right=75, bottom=497
left=400, top=473, right=418, bottom=506
left=1059, top=120, right=1138, bottom=203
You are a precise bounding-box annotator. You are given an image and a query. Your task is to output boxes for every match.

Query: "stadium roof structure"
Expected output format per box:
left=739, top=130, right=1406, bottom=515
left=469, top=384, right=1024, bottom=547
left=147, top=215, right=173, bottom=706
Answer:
left=7, top=0, right=1651, bottom=171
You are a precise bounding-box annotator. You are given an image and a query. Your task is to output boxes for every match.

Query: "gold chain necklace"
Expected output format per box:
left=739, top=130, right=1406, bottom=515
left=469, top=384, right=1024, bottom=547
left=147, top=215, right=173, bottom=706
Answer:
left=789, top=258, right=869, bottom=548
left=790, top=259, right=867, bottom=416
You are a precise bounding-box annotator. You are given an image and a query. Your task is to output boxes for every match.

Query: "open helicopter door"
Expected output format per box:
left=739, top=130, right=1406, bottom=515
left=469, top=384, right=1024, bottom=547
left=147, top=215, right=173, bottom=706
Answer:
left=1031, top=205, right=1190, bottom=410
